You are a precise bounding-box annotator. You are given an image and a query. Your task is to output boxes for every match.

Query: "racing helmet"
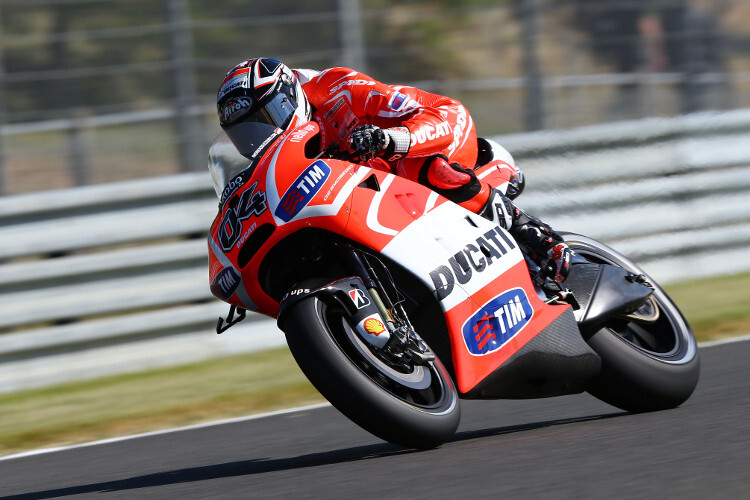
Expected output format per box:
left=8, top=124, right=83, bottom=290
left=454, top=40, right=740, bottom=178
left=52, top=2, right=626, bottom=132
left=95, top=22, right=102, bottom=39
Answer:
left=216, top=57, right=310, bottom=131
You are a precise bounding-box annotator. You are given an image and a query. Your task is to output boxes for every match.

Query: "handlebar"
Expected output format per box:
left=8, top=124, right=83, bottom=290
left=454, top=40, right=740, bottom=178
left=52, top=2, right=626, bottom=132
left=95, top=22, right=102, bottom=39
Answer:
left=315, top=141, right=374, bottom=163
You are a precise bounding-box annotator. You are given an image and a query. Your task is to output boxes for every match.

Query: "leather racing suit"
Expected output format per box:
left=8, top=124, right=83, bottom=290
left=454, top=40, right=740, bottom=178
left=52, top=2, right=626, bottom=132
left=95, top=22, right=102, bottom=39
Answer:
left=294, top=67, right=570, bottom=282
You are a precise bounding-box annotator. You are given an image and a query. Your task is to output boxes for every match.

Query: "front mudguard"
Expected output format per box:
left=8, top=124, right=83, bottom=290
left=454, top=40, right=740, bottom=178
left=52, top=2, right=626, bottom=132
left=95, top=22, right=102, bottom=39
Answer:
left=278, top=276, right=391, bottom=348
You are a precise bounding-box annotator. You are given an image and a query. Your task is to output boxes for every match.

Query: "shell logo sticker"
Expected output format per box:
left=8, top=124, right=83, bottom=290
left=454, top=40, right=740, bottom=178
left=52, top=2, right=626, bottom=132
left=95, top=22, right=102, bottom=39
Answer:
left=355, top=313, right=390, bottom=348
left=364, top=317, right=386, bottom=336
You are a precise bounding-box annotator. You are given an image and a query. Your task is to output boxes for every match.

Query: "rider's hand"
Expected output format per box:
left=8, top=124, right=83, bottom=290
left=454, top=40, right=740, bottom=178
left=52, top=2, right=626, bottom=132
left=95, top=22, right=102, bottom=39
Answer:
left=348, top=125, right=390, bottom=160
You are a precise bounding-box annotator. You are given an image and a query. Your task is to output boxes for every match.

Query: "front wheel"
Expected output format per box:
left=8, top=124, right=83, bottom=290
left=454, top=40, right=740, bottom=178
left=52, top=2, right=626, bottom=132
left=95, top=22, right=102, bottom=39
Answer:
left=279, top=295, right=460, bottom=449
left=562, top=233, right=700, bottom=413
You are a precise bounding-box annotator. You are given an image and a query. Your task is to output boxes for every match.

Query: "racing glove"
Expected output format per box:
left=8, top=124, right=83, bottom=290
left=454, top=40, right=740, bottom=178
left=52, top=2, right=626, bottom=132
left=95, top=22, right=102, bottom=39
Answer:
left=481, top=188, right=572, bottom=282
left=348, top=125, right=411, bottom=162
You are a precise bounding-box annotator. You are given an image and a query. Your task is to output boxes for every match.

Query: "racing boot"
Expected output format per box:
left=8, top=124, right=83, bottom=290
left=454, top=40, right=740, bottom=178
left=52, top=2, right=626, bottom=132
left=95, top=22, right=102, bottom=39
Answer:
left=480, top=188, right=572, bottom=283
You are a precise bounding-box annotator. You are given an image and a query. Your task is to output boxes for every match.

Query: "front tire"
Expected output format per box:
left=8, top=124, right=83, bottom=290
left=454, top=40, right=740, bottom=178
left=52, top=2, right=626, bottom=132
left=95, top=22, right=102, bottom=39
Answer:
left=279, top=295, right=460, bottom=449
left=562, top=233, right=700, bottom=413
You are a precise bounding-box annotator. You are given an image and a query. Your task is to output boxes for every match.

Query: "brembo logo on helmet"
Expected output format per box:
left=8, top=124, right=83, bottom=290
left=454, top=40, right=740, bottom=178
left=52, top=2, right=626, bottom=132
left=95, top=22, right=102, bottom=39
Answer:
left=221, top=97, right=253, bottom=124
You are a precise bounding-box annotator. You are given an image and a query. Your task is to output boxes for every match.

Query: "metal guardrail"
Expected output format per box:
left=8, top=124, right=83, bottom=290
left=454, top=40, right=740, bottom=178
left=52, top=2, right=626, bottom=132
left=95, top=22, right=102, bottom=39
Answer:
left=509, top=109, right=750, bottom=284
left=0, top=173, right=285, bottom=393
left=2, top=110, right=750, bottom=393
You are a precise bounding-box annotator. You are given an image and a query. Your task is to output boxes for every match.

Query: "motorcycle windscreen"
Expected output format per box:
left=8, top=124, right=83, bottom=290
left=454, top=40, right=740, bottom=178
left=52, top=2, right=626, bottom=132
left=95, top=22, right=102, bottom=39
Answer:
left=208, top=121, right=282, bottom=197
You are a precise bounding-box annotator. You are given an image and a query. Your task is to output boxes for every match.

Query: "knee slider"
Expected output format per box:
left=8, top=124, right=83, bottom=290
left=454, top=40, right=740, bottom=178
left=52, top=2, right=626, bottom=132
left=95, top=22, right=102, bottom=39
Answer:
left=419, top=155, right=481, bottom=204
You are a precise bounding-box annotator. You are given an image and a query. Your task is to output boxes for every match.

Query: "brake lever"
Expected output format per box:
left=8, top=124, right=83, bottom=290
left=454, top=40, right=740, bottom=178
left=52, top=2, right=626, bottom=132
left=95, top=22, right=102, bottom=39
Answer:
left=315, top=142, right=346, bottom=160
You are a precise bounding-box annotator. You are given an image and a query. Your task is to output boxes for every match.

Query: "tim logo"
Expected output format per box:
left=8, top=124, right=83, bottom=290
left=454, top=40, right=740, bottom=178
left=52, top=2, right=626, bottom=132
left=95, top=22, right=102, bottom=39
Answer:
left=275, top=160, right=331, bottom=222
left=461, top=287, right=534, bottom=355
left=210, top=267, right=240, bottom=301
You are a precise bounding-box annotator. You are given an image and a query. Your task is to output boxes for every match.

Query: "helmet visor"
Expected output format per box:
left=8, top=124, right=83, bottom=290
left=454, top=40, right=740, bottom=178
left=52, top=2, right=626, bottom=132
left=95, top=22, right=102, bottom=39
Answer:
left=246, top=92, right=298, bottom=129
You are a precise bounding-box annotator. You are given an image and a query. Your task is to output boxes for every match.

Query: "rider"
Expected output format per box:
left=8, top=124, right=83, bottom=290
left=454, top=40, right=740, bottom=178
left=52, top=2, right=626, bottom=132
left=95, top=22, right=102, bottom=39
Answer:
left=215, top=57, right=571, bottom=283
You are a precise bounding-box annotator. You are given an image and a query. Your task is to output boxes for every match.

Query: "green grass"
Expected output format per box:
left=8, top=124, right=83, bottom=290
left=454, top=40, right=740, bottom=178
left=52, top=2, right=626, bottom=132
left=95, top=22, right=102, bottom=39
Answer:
left=0, top=272, right=748, bottom=457
left=664, top=271, right=750, bottom=342
left=0, top=347, right=323, bottom=457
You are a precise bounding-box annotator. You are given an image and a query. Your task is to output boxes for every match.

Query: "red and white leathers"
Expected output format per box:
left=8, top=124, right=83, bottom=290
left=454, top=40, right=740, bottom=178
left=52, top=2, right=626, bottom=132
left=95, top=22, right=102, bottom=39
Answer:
left=295, top=66, right=497, bottom=213
left=294, top=66, right=570, bottom=282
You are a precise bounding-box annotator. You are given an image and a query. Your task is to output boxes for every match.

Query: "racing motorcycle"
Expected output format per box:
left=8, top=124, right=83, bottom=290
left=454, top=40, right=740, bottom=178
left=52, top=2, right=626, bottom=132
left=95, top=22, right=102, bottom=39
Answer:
left=207, top=120, right=700, bottom=449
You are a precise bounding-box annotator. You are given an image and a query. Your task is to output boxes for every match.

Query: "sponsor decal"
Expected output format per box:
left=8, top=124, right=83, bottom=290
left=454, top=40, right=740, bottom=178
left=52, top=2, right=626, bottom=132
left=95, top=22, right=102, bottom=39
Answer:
left=389, top=92, right=406, bottom=110
left=341, top=111, right=360, bottom=137
left=355, top=313, right=391, bottom=348
left=282, top=287, right=310, bottom=302
left=349, top=288, right=371, bottom=309
left=329, top=78, right=375, bottom=95
left=235, top=222, right=257, bottom=249
left=430, top=227, right=516, bottom=300
left=275, top=160, right=331, bottom=222
left=363, top=316, right=387, bottom=336
left=250, top=130, right=282, bottom=160
left=221, top=97, right=253, bottom=124
left=323, top=163, right=354, bottom=202
left=387, top=92, right=419, bottom=114
left=217, top=71, right=249, bottom=100
left=447, top=105, right=469, bottom=155
left=218, top=181, right=268, bottom=251
left=288, top=122, right=316, bottom=143
left=462, top=287, right=534, bottom=355
left=210, top=267, right=241, bottom=301
left=410, top=122, right=452, bottom=146
left=323, top=98, right=346, bottom=121
left=220, top=173, right=245, bottom=205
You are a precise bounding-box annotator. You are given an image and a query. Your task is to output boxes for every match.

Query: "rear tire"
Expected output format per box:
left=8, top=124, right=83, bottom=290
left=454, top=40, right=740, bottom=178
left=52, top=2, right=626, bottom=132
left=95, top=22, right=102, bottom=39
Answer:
left=562, top=233, right=700, bottom=413
left=279, top=295, right=460, bottom=449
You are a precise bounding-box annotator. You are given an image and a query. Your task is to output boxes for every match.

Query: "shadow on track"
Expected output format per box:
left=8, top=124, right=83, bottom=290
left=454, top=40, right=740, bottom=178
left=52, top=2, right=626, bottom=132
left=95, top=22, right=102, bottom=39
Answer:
left=3, top=411, right=624, bottom=499
left=453, top=410, right=626, bottom=442
left=1, top=443, right=410, bottom=500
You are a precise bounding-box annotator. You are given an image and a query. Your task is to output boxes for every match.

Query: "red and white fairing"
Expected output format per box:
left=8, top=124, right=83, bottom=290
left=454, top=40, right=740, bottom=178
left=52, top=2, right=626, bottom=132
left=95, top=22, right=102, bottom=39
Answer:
left=208, top=121, right=568, bottom=394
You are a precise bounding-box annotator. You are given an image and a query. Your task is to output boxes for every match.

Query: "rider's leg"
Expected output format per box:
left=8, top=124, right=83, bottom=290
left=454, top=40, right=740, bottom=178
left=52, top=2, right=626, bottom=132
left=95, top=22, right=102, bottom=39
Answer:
left=479, top=187, right=571, bottom=283
left=416, top=155, right=571, bottom=282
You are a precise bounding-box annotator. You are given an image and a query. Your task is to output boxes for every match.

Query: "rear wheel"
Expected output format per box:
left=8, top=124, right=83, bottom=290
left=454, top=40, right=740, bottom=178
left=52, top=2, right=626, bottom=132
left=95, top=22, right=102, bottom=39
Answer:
left=562, top=233, right=700, bottom=413
left=279, top=295, right=460, bottom=449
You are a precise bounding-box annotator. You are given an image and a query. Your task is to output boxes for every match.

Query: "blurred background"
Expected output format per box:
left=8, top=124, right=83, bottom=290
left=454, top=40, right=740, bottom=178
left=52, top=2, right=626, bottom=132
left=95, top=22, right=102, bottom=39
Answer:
left=4, top=0, right=750, bottom=455
left=2, top=0, right=750, bottom=402
left=0, top=0, right=745, bottom=195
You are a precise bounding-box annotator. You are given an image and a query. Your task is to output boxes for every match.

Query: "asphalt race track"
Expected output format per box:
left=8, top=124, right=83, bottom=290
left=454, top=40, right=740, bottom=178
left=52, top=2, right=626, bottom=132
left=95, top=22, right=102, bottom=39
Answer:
left=2, top=339, right=749, bottom=499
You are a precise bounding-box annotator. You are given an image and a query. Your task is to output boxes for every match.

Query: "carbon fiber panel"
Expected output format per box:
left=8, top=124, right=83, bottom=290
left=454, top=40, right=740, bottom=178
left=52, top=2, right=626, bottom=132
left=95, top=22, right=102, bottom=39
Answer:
left=462, top=307, right=601, bottom=399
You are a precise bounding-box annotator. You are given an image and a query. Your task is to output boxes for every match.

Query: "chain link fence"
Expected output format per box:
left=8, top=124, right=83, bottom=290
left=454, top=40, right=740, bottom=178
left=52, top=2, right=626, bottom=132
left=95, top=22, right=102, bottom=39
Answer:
left=0, top=0, right=748, bottom=195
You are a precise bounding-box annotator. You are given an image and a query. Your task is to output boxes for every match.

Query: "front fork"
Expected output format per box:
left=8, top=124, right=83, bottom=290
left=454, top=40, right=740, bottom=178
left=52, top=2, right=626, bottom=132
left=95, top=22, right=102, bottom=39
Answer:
left=342, top=246, right=435, bottom=365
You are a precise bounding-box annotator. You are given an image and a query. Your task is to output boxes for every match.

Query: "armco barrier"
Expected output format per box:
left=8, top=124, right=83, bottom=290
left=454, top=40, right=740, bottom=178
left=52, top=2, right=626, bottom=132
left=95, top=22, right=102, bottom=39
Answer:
left=2, top=110, right=750, bottom=392
left=507, top=110, right=750, bottom=282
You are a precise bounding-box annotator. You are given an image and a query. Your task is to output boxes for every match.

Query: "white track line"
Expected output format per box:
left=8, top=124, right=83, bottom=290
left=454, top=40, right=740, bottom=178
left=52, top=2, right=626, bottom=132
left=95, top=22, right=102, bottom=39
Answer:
left=3, top=334, right=749, bottom=462
left=0, top=402, right=331, bottom=462
left=695, top=332, right=750, bottom=348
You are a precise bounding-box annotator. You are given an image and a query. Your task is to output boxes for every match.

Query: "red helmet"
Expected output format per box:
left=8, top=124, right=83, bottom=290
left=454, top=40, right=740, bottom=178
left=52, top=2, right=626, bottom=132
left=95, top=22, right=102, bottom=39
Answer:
left=216, top=57, right=310, bottom=130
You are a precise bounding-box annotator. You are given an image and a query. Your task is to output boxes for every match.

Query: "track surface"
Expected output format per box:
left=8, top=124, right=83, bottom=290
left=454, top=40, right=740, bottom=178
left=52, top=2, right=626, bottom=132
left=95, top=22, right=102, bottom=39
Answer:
left=2, top=340, right=749, bottom=499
